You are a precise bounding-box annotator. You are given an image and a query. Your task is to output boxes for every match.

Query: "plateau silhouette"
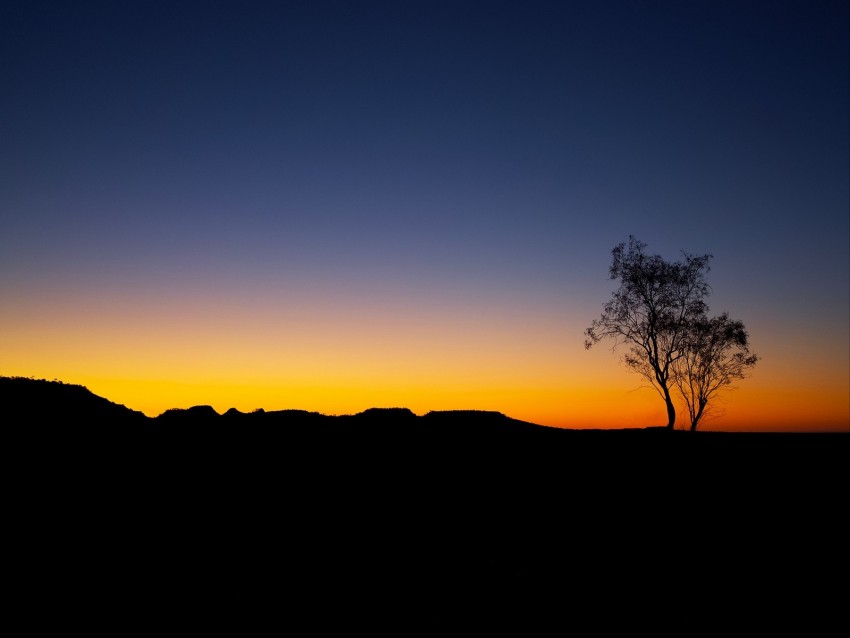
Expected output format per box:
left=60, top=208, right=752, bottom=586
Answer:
left=3, top=375, right=846, bottom=623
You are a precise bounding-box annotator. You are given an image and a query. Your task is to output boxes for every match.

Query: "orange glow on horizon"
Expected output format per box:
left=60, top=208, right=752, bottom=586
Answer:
left=2, top=283, right=847, bottom=433
left=3, top=369, right=845, bottom=433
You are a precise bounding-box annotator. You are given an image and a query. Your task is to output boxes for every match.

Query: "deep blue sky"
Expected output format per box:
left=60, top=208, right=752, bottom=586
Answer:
left=2, top=1, right=848, bottom=429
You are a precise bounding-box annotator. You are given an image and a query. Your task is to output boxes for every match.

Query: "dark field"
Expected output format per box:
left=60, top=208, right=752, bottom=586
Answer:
left=5, top=377, right=847, bottom=629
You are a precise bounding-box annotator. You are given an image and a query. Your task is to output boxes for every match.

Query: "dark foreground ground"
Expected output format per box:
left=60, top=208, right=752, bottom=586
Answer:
left=5, top=377, right=848, bottom=630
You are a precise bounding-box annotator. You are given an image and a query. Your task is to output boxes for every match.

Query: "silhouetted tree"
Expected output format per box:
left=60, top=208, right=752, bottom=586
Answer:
left=673, top=312, right=759, bottom=431
left=584, top=236, right=712, bottom=429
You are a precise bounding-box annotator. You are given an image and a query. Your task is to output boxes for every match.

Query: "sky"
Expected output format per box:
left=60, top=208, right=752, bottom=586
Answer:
left=2, top=0, right=848, bottom=432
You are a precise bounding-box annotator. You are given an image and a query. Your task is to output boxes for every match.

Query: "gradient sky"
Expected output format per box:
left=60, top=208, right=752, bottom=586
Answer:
left=2, top=0, right=848, bottom=431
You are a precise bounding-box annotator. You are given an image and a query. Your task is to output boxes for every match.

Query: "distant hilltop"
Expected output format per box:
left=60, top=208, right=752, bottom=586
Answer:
left=0, top=375, right=553, bottom=434
left=2, top=376, right=149, bottom=423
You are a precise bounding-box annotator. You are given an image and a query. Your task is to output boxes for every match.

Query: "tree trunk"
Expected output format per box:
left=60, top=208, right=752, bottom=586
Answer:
left=690, top=400, right=707, bottom=431
left=662, top=386, right=676, bottom=429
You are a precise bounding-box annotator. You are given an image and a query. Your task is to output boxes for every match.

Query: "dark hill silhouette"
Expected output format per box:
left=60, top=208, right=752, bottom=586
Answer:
left=3, top=374, right=846, bottom=619
left=2, top=375, right=148, bottom=425
left=4, top=375, right=845, bottom=468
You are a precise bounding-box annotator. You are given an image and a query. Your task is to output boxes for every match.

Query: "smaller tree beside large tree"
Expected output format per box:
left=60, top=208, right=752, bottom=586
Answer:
left=673, top=312, right=759, bottom=431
